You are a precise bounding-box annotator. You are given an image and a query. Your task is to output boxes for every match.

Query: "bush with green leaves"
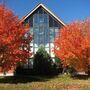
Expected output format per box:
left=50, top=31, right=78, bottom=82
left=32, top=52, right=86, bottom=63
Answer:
left=33, top=46, right=53, bottom=75
left=54, top=56, right=63, bottom=73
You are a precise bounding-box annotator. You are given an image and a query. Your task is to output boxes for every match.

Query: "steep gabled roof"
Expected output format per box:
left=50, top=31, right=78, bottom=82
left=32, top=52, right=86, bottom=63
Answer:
left=21, top=3, right=66, bottom=26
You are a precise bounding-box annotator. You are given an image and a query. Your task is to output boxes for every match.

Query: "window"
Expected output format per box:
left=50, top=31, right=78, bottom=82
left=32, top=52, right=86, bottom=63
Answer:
left=34, top=43, right=38, bottom=47
left=50, top=28, right=54, bottom=42
left=29, top=15, right=33, bottom=27
left=44, top=14, right=48, bottom=24
left=33, top=14, right=39, bottom=24
left=45, top=48, right=49, bottom=54
left=39, top=36, right=44, bottom=45
left=55, top=28, right=59, bottom=38
left=54, top=20, right=59, bottom=27
left=38, top=8, right=43, bottom=14
left=29, top=28, right=33, bottom=35
left=23, top=6, right=63, bottom=59
left=33, top=8, right=49, bottom=46
left=44, top=28, right=49, bottom=44
left=34, top=48, right=38, bottom=53
left=45, top=43, right=49, bottom=48
left=39, top=14, right=44, bottom=23
left=49, top=16, right=53, bottom=27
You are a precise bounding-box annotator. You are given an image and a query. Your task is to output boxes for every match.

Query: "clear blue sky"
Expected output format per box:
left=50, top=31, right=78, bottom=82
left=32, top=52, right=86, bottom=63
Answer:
left=0, top=0, right=90, bottom=23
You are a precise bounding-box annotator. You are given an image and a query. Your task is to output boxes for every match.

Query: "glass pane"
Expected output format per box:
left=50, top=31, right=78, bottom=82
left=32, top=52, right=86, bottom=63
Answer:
left=45, top=43, right=49, bottom=48
left=44, top=29, right=49, bottom=44
left=33, top=31, right=39, bottom=45
left=39, top=36, right=44, bottom=45
left=50, top=35, right=54, bottom=42
left=34, top=43, right=38, bottom=47
left=45, top=48, right=49, bottom=54
left=39, top=14, right=44, bottom=23
left=39, top=24, right=44, bottom=34
left=50, top=28, right=54, bottom=42
left=30, top=28, right=33, bottom=35
left=50, top=43, right=54, bottom=49
left=55, top=28, right=59, bottom=38
left=55, top=27, right=59, bottom=32
left=55, top=32, right=59, bottom=38
left=44, top=14, right=48, bottom=24
left=38, top=8, right=43, bottom=14
left=33, top=9, right=50, bottom=46
left=33, top=14, right=39, bottom=24
left=35, top=48, right=38, bottom=53
left=29, top=15, right=33, bottom=27
left=49, top=16, right=53, bottom=27
left=54, top=20, right=59, bottom=27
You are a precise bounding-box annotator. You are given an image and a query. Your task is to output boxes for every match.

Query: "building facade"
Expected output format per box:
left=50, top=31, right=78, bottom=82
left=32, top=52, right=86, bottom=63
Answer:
left=22, top=3, right=65, bottom=60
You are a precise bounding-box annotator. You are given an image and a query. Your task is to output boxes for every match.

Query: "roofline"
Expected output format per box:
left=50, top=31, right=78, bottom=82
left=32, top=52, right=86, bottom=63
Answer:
left=21, top=3, right=66, bottom=26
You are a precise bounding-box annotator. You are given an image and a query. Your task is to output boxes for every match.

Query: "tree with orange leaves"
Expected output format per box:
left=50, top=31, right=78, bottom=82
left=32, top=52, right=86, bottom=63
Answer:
left=54, top=19, right=90, bottom=73
left=0, top=4, right=32, bottom=72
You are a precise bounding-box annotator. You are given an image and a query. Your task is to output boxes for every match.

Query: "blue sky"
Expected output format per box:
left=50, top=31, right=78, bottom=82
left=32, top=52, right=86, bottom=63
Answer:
left=0, top=0, right=90, bottom=23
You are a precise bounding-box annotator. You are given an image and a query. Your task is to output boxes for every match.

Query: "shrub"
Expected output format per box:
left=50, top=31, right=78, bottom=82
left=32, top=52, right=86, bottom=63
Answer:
left=52, top=56, right=63, bottom=74
left=33, top=46, right=53, bottom=75
left=15, top=65, right=34, bottom=76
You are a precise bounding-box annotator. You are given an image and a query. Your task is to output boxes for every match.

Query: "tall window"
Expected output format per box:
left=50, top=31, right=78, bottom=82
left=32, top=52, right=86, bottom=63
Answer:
left=25, top=7, right=63, bottom=57
left=33, top=8, right=49, bottom=46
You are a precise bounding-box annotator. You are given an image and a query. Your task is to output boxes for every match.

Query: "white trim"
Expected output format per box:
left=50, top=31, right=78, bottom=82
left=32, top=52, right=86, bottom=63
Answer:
left=0, top=73, right=14, bottom=76
left=21, top=3, right=66, bottom=26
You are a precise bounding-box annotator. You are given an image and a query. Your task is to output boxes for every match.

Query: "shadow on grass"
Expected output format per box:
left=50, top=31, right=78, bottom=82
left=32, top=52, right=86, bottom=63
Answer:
left=0, top=74, right=58, bottom=84
left=0, top=76, right=46, bottom=84
left=71, top=74, right=89, bottom=80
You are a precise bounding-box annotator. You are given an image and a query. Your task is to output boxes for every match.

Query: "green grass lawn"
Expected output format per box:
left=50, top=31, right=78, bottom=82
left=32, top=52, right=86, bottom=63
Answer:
left=0, top=74, right=90, bottom=90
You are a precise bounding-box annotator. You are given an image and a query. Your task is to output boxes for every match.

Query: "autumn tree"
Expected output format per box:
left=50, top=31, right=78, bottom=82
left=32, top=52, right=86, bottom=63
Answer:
left=54, top=19, right=90, bottom=72
left=0, top=4, right=32, bottom=72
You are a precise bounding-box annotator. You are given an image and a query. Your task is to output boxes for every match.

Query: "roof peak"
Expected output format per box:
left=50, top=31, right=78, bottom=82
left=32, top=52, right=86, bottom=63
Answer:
left=21, top=3, right=66, bottom=26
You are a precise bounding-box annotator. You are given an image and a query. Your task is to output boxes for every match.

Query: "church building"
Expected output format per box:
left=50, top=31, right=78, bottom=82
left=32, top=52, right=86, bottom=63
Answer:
left=22, top=3, right=65, bottom=60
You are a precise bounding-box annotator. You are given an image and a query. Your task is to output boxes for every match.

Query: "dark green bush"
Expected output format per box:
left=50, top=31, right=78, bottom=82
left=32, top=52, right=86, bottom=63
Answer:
left=15, top=47, right=63, bottom=76
left=15, top=65, right=34, bottom=76
left=54, top=56, right=63, bottom=74
left=33, top=46, right=53, bottom=75
left=14, top=61, right=35, bottom=76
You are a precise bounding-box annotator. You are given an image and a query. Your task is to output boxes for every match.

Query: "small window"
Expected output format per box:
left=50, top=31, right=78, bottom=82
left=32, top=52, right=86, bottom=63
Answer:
left=38, top=8, right=43, bottom=14
left=49, top=16, right=53, bottom=27
left=39, top=14, right=44, bottom=23
left=29, top=16, right=33, bottom=27
left=54, top=20, right=59, bottom=27
left=44, top=14, right=48, bottom=24
left=33, top=14, right=39, bottom=24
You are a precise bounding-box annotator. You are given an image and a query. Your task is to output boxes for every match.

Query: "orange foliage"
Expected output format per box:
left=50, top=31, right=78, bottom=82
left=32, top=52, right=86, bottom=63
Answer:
left=0, top=5, right=32, bottom=72
left=54, top=19, right=90, bottom=72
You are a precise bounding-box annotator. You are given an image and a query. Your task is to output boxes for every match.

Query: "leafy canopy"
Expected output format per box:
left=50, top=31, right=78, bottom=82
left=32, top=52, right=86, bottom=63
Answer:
left=0, top=4, right=32, bottom=72
left=54, top=19, right=90, bottom=72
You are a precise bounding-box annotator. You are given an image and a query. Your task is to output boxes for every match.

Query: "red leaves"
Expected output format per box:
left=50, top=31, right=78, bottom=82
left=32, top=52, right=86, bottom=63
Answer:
left=54, top=19, right=90, bottom=72
left=0, top=5, right=32, bottom=72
